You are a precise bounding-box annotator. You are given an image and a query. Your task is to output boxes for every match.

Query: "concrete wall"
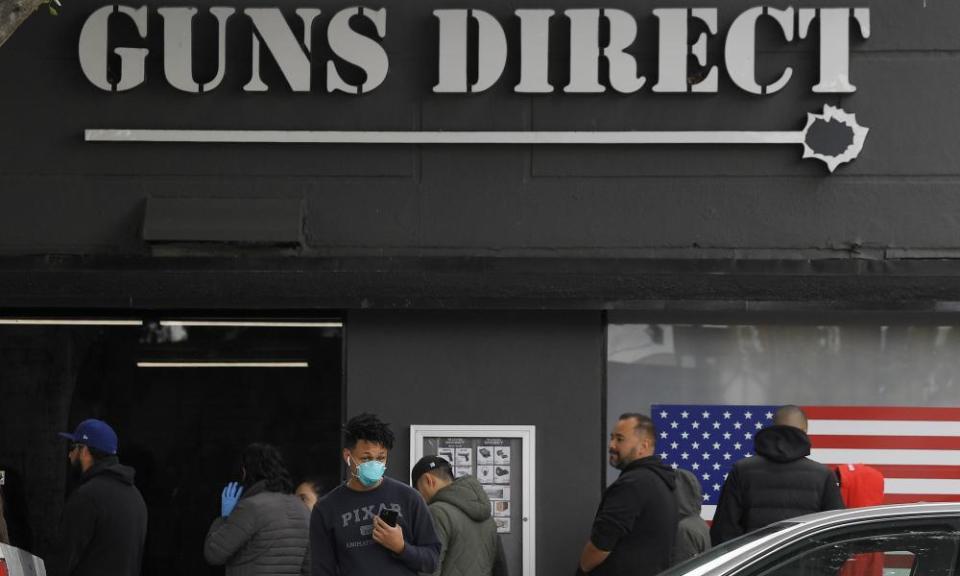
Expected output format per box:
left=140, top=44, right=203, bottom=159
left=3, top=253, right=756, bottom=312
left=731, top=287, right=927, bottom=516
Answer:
left=346, top=311, right=604, bottom=576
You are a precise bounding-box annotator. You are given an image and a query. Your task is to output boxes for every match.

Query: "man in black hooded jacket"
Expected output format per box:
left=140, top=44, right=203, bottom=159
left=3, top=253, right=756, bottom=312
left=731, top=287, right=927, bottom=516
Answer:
left=49, top=419, right=148, bottom=576
left=578, top=413, right=677, bottom=576
left=710, top=405, right=843, bottom=545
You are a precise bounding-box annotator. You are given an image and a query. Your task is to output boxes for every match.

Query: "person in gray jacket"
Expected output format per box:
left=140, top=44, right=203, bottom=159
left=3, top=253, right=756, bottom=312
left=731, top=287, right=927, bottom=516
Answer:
left=205, top=443, right=310, bottom=576
left=671, top=469, right=710, bottom=566
left=0, top=487, right=8, bottom=545
left=412, top=456, right=508, bottom=576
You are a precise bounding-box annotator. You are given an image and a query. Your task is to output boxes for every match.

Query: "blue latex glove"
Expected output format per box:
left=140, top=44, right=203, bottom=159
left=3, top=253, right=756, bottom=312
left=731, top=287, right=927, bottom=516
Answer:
left=221, top=482, right=243, bottom=518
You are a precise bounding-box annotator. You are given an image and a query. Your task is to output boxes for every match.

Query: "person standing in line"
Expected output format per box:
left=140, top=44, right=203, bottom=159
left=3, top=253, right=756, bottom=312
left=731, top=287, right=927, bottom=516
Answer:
left=48, top=419, right=148, bottom=576
left=0, top=467, right=32, bottom=552
left=578, top=413, right=678, bottom=576
left=834, top=463, right=885, bottom=576
left=296, top=479, right=324, bottom=511
left=671, top=468, right=710, bottom=565
left=204, top=443, right=311, bottom=576
left=710, top=405, right=844, bottom=546
left=0, top=484, right=9, bottom=545
left=411, top=455, right=508, bottom=576
left=835, top=463, right=884, bottom=508
left=310, top=413, right=440, bottom=576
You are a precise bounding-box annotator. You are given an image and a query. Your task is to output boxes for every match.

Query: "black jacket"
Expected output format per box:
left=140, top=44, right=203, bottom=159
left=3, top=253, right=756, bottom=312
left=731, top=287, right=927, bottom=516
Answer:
left=48, top=457, right=148, bottom=576
left=710, top=425, right=844, bottom=545
left=588, top=456, right=678, bottom=576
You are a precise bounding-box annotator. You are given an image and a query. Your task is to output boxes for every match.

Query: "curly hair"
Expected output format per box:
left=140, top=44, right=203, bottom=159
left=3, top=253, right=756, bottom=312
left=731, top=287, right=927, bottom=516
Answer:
left=241, top=443, right=294, bottom=494
left=344, top=413, right=395, bottom=450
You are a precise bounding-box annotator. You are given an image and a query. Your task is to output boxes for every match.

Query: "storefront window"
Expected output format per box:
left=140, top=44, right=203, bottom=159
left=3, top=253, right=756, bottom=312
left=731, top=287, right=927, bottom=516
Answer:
left=608, top=322, right=960, bottom=409
left=605, top=321, right=960, bottom=503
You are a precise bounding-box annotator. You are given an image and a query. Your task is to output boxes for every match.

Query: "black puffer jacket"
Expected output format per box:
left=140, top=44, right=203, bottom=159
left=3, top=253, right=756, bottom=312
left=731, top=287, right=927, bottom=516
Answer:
left=47, top=457, right=148, bottom=576
left=710, top=425, right=844, bottom=545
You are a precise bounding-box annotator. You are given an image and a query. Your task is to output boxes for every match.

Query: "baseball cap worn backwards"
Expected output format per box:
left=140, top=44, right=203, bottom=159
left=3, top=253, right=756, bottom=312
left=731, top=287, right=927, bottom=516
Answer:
left=59, top=419, right=118, bottom=455
left=411, top=455, right=452, bottom=486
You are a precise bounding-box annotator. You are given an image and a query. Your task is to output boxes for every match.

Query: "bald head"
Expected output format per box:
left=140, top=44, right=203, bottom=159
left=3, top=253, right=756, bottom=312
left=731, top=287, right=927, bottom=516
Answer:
left=774, top=405, right=808, bottom=432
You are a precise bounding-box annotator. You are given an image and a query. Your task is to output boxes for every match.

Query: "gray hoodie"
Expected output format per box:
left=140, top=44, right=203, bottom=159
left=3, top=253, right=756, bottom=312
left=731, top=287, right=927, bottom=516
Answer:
left=0, top=492, right=8, bottom=545
left=672, top=469, right=711, bottom=566
left=427, top=475, right=506, bottom=576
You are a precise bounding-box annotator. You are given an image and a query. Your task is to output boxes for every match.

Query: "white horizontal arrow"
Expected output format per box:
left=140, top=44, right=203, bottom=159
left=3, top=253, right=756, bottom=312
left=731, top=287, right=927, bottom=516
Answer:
left=85, top=128, right=805, bottom=145
left=83, top=105, right=869, bottom=172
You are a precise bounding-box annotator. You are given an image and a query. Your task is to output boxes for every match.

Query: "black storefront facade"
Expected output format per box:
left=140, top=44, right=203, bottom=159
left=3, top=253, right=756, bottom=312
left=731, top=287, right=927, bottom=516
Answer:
left=2, top=1, right=960, bottom=574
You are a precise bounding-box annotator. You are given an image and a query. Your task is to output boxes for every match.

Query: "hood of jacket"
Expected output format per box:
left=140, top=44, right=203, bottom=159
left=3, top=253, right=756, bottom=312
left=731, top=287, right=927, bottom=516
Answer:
left=621, top=455, right=677, bottom=491
left=754, top=425, right=811, bottom=463
left=674, top=468, right=702, bottom=517
left=82, top=456, right=136, bottom=486
left=432, top=474, right=492, bottom=522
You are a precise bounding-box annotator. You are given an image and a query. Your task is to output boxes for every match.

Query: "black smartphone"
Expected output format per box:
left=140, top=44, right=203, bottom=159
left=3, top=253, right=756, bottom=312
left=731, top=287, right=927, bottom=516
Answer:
left=379, top=508, right=399, bottom=527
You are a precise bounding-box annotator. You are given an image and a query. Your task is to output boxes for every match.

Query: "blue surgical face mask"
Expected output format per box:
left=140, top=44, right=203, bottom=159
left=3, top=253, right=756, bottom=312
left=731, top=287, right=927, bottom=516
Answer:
left=350, top=457, right=386, bottom=487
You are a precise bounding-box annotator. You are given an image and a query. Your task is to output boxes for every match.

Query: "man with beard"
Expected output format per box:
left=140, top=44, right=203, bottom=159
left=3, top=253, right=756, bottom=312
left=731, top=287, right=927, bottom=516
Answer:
left=578, top=413, right=677, bottom=576
left=49, top=419, right=147, bottom=576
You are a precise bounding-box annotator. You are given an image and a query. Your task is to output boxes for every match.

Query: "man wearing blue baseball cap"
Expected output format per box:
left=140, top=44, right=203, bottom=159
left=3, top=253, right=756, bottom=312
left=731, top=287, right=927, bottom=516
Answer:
left=47, top=419, right=147, bottom=576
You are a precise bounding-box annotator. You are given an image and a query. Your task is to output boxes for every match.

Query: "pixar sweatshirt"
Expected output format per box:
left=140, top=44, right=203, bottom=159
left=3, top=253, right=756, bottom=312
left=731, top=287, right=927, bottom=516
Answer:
left=310, top=476, right=441, bottom=576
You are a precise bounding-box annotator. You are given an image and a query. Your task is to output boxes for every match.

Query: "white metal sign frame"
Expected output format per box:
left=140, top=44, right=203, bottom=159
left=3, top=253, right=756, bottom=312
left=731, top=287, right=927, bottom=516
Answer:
left=410, top=424, right=536, bottom=576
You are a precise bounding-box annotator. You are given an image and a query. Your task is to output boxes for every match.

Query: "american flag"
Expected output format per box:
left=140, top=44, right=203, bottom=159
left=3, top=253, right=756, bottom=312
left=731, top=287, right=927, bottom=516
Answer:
left=651, top=405, right=960, bottom=521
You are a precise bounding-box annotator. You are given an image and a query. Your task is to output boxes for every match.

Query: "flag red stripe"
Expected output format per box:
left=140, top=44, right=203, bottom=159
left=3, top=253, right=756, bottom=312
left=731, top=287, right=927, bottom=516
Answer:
left=806, top=399, right=960, bottom=504
left=810, top=435, right=960, bottom=450
left=802, top=406, right=960, bottom=421
left=883, top=494, right=960, bottom=504
left=871, top=465, right=960, bottom=479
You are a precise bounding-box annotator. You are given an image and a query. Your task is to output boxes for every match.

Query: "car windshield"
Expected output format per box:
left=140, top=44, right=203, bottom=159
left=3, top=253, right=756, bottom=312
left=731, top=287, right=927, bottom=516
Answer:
left=658, top=522, right=800, bottom=576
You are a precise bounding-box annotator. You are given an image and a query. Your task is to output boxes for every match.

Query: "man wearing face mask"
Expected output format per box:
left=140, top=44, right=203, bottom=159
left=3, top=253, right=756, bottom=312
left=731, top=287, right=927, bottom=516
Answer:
left=48, top=419, right=148, bottom=576
left=310, top=413, right=440, bottom=576
left=578, top=413, right=677, bottom=576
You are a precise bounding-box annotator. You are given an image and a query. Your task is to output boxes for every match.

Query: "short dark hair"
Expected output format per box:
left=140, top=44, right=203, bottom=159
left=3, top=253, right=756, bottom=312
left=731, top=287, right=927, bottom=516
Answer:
left=424, top=466, right=453, bottom=484
left=619, top=413, right=656, bottom=441
left=242, top=443, right=294, bottom=494
left=344, top=413, right=395, bottom=450
left=298, top=477, right=325, bottom=496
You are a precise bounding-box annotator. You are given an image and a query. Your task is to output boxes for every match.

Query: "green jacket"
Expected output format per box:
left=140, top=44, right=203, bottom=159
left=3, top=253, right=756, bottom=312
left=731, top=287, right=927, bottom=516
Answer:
left=426, top=475, right=505, bottom=576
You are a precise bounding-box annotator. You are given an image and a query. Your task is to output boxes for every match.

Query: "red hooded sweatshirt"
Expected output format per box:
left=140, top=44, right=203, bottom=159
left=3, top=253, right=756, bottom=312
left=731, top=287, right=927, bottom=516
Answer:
left=836, top=464, right=885, bottom=508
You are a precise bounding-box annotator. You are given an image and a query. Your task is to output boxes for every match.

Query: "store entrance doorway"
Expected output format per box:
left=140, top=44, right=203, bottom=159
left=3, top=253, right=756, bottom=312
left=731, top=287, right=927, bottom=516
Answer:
left=68, top=320, right=343, bottom=576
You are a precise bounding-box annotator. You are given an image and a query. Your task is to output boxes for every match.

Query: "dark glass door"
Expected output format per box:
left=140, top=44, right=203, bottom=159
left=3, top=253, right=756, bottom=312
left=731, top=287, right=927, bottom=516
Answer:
left=66, top=321, right=343, bottom=576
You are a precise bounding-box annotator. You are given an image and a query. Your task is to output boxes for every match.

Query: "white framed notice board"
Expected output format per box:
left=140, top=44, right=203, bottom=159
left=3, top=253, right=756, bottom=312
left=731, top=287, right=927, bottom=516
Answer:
left=410, top=424, right=535, bottom=576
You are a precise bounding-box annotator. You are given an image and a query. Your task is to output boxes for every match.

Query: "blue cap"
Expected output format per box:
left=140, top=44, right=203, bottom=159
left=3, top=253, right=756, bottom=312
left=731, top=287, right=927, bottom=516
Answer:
left=59, top=419, right=118, bottom=455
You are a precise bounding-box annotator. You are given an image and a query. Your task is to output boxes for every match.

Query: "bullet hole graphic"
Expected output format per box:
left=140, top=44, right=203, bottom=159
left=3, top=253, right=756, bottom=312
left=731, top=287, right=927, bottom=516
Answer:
left=801, top=105, right=870, bottom=173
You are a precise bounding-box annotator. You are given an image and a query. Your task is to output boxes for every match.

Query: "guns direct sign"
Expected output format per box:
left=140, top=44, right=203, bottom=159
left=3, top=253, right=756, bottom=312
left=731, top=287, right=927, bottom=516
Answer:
left=79, top=5, right=873, bottom=170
